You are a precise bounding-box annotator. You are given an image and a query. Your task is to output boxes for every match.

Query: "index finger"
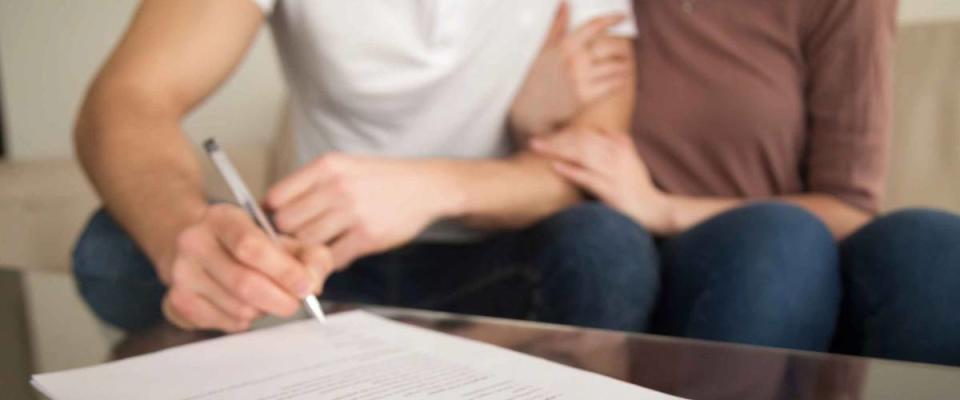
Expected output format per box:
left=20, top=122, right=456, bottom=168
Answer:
left=265, top=156, right=338, bottom=209
left=568, top=14, right=626, bottom=50
left=207, top=205, right=317, bottom=298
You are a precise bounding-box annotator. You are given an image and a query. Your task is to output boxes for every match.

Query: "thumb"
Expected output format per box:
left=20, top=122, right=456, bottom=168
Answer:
left=547, top=1, right=570, bottom=44
left=300, top=244, right=335, bottom=294
left=330, top=230, right=366, bottom=271
left=276, top=236, right=328, bottom=294
left=162, top=295, right=195, bottom=331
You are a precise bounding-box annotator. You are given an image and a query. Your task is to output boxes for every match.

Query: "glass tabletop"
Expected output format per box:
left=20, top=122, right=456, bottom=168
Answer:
left=5, top=268, right=960, bottom=400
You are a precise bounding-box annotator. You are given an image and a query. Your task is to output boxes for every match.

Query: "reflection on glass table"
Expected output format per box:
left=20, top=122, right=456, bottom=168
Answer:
left=107, top=302, right=960, bottom=400
left=5, top=267, right=960, bottom=400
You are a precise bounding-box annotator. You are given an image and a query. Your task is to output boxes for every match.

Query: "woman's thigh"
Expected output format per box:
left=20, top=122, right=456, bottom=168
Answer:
left=656, top=202, right=841, bottom=351
left=839, top=208, right=960, bottom=366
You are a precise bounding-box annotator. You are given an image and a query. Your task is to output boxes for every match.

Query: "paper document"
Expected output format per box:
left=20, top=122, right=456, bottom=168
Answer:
left=33, top=311, right=679, bottom=399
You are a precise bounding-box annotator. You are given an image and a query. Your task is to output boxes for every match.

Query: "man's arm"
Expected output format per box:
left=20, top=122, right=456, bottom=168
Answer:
left=77, top=0, right=262, bottom=276
left=77, top=0, right=325, bottom=332
left=266, top=31, right=635, bottom=267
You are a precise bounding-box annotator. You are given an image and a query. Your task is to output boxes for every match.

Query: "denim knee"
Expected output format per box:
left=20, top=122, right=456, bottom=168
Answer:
left=710, top=202, right=837, bottom=295
left=842, top=208, right=960, bottom=298
left=840, top=208, right=960, bottom=364
left=660, top=202, right=840, bottom=350
left=524, top=202, right=660, bottom=331
left=73, top=209, right=166, bottom=331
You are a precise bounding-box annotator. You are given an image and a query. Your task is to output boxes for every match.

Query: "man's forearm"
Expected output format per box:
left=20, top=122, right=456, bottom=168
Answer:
left=418, top=153, right=581, bottom=230
left=75, top=88, right=207, bottom=282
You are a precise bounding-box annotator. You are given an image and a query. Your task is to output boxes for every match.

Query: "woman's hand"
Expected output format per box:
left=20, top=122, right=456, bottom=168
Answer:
left=510, top=3, right=633, bottom=136
left=531, top=129, right=673, bottom=234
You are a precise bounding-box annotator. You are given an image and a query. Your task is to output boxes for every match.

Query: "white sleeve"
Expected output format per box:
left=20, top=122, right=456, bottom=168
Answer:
left=250, top=0, right=276, bottom=15
left=566, top=0, right=638, bottom=37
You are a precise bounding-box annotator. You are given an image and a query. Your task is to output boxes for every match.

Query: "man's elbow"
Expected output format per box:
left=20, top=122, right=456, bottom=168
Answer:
left=75, top=77, right=181, bottom=148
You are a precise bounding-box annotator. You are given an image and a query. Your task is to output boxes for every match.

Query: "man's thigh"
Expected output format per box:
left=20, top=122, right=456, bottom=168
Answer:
left=322, top=232, right=536, bottom=319
left=73, top=209, right=167, bottom=331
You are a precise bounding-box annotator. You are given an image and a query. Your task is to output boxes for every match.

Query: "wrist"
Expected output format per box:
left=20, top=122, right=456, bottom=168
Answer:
left=644, top=191, right=678, bottom=237
left=145, top=199, right=208, bottom=284
left=419, top=161, right=468, bottom=220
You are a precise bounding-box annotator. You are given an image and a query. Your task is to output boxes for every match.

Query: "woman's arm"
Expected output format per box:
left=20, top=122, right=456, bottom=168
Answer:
left=535, top=0, right=895, bottom=241
left=453, top=27, right=636, bottom=230
left=659, top=195, right=870, bottom=239
left=533, top=132, right=873, bottom=240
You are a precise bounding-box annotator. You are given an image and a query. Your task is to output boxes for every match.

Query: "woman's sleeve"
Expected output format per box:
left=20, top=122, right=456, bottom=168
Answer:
left=802, top=0, right=898, bottom=213
left=249, top=0, right=275, bottom=15
left=567, top=0, right=638, bottom=37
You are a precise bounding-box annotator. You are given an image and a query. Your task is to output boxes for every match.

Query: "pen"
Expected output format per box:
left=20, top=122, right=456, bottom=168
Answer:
left=203, top=138, right=326, bottom=322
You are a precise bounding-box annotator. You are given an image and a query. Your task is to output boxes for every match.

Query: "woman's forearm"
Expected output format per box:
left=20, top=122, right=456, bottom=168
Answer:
left=661, top=194, right=872, bottom=240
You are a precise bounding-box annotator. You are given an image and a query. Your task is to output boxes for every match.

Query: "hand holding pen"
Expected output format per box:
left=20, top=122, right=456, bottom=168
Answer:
left=160, top=139, right=330, bottom=332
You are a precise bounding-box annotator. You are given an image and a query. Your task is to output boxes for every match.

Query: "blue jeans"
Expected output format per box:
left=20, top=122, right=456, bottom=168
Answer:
left=652, top=204, right=960, bottom=365
left=74, top=202, right=960, bottom=364
left=836, top=209, right=960, bottom=365
left=654, top=203, right=841, bottom=351
left=74, top=203, right=659, bottom=333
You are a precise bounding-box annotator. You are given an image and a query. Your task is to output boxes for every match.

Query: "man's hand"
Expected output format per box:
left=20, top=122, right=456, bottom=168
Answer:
left=266, top=154, right=463, bottom=269
left=510, top=3, right=633, bottom=136
left=161, top=204, right=332, bottom=332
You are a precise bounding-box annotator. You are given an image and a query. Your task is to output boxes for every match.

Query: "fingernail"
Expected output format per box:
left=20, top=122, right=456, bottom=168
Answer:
left=297, top=280, right=314, bottom=297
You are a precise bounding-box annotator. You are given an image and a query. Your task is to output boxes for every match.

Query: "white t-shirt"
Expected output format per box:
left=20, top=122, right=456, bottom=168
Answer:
left=252, top=0, right=637, bottom=240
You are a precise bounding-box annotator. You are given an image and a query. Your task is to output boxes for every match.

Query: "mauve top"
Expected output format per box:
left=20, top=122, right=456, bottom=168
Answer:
left=631, top=0, right=897, bottom=212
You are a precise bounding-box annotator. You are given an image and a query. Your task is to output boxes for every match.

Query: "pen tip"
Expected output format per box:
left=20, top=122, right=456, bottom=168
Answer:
left=203, top=138, right=219, bottom=153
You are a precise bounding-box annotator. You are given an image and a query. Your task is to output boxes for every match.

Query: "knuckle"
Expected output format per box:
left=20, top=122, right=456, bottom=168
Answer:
left=323, top=152, right=344, bottom=165
left=168, top=290, right=195, bottom=318
left=170, top=259, right=192, bottom=285
left=310, top=156, right=330, bottom=170
left=239, top=306, right=260, bottom=321
left=354, top=225, right=378, bottom=246
left=277, top=300, right=299, bottom=317
left=232, top=272, right=260, bottom=300
left=175, top=227, right=202, bottom=254
left=353, top=223, right=371, bottom=239
left=562, top=55, right=578, bottom=73
left=573, top=85, right=589, bottom=102
left=206, top=203, right=232, bottom=221
left=234, top=234, right=265, bottom=263
left=278, top=264, right=304, bottom=287
left=273, top=213, right=294, bottom=233
left=317, top=153, right=345, bottom=173
left=293, top=227, right=314, bottom=244
left=338, top=199, right=356, bottom=216
left=328, top=175, right=347, bottom=194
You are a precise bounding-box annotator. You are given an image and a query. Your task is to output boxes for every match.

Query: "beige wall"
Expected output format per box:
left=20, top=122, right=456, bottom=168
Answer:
left=1, top=1, right=959, bottom=161
left=0, top=0, right=285, bottom=161
left=900, top=0, right=960, bottom=24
